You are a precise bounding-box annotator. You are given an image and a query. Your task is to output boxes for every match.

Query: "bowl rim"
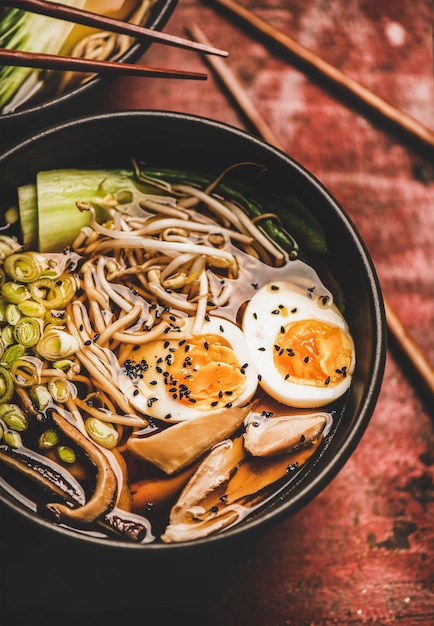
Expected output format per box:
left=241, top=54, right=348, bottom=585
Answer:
left=0, top=110, right=387, bottom=553
left=0, top=0, right=178, bottom=123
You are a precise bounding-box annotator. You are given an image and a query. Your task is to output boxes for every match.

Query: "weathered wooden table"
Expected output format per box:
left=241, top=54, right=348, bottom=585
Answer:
left=1, top=1, right=433, bottom=624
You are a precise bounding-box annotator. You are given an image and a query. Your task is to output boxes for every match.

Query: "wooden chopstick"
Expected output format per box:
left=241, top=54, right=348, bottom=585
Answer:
left=0, top=47, right=207, bottom=80
left=206, top=0, right=434, bottom=153
left=188, top=23, right=434, bottom=397
left=7, top=0, right=228, bottom=57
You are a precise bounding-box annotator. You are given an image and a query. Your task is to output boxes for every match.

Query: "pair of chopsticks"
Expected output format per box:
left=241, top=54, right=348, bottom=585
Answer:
left=0, top=0, right=228, bottom=81
left=188, top=16, right=434, bottom=398
left=205, top=0, right=434, bottom=154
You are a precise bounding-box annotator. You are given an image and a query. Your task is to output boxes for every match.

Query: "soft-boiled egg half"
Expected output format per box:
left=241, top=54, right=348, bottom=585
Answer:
left=242, top=281, right=355, bottom=408
left=124, top=316, right=258, bottom=422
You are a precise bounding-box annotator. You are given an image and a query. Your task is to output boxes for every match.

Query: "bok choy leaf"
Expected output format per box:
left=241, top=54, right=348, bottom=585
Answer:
left=0, top=1, right=87, bottom=113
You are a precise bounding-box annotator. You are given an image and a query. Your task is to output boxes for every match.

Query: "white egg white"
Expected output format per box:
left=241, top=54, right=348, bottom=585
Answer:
left=242, top=281, right=356, bottom=408
left=126, top=315, right=258, bottom=422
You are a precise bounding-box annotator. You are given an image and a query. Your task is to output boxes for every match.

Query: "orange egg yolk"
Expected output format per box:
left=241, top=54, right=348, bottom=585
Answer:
left=274, top=319, right=352, bottom=387
left=165, top=333, right=247, bottom=410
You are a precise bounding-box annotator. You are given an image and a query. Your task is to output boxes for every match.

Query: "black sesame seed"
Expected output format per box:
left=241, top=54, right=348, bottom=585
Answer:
left=133, top=389, right=139, bottom=396
left=84, top=339, right=92, bottom=346
left=270, top=284, right=279, bottom=290
left=304, top=356, right=309, bottom=363
left=211, top=400, right=219, bottom=407
left=271, top=309, right=280, bottom=315
left=258, top=347, right=266, bottom=351
left=286, top=462, right=299, bottom=472
left=325, top=376, right=330, bottom=385
left=253, top=312, right=258, bottom=320
left=258, top=374, right=262, bottom=381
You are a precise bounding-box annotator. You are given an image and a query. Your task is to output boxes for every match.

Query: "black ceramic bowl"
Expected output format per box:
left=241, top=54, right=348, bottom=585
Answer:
left=0, top=111, right=386, bottom=618
left=0, top=0, right=178, bottom=148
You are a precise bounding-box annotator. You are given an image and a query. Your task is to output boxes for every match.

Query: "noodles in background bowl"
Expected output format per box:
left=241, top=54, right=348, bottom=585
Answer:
left=0, top=0, right=161, bottom=114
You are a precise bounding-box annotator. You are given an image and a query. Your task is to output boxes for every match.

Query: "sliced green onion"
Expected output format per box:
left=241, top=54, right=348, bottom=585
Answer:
left=30, top=274, right=78, bottom=310
left=38, top=428, right=60, bottom=450
left=17, top=299, right=46, bottom=318
left=13, top=316, right=42, bottom=348
left=53, top=359, right=75, bottom=372
left=85, top=417, right=118, bottom=450
left=0, top=366, right=14, bottom=404
left=3, top=430, right=23, bottom=448
left=3, top=252, right=48, bottom=283
left=48, top=377, right=71, bottom=403
left=5, top=303, right=22, bottom=326
left=1, top=326, right=15, bottom=347
left=36, top=329, right=79, bottom=361
left=1, top=281, right=24, bottom=301
left=57, top=445, right=76, bottom=464
left=10, top=358, right=39, bottom=387
left=0, top=403, right=28, bottom=432
left=30, top=384, right=52, bottom=411
left=2, top=343, right=26, bottom=364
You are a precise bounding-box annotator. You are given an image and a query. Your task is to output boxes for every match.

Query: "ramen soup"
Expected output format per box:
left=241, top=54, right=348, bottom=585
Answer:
left=0, top=0, right=156, bottom=114
left=0, top=164, right=355, bottom=543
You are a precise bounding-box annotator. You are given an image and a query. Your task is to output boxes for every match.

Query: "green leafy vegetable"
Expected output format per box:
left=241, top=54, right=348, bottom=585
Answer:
left=0, top=2, right=87, bottom=113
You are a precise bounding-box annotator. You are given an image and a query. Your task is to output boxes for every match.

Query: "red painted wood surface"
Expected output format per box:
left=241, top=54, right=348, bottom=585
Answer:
left=1, top=1, right=433, bottom=624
